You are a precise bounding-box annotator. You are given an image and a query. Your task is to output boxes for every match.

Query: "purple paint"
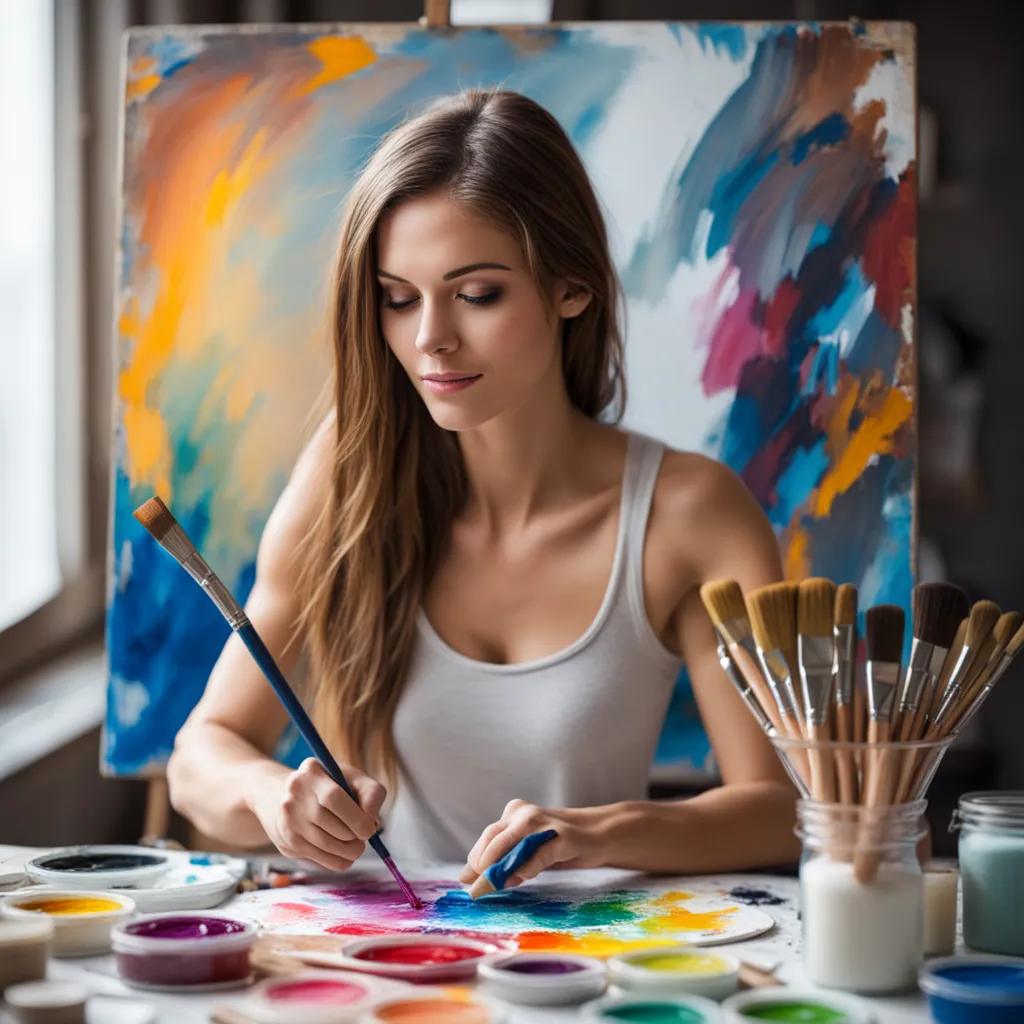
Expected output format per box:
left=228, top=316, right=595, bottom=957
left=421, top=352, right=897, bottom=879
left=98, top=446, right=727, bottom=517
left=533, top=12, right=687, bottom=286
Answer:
left=124, top=915, right=247, bottom=940
left=503, top=958, right=586, bottom=975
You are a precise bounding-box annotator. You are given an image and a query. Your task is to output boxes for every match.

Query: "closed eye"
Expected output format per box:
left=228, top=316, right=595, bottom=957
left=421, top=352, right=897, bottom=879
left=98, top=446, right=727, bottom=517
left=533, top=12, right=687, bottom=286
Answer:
left=383, top=296, right=418, bottom=311
left=459, top=290, right=501, bottom=306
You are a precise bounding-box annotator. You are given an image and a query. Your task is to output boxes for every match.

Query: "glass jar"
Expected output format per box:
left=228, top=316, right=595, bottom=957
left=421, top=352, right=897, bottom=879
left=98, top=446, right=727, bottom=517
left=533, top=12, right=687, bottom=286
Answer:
left=953, top=791, right=1024, bottom=955
left=797, top=799, right=926, bottom=994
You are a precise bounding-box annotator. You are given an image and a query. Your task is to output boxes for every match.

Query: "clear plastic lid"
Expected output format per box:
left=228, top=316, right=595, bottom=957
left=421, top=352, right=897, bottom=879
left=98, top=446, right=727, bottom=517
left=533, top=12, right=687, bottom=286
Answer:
left=951, top=792, right=1024, bottom=835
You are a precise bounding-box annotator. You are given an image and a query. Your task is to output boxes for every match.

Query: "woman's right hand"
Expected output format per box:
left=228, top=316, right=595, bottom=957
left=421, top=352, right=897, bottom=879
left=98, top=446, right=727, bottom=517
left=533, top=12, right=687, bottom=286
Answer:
left=254, top=758, right=387, bottom=871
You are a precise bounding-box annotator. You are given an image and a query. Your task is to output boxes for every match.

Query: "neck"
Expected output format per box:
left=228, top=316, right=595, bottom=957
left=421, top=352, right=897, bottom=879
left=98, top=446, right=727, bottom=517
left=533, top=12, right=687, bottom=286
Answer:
left=457, top=369, right=600, bottom=534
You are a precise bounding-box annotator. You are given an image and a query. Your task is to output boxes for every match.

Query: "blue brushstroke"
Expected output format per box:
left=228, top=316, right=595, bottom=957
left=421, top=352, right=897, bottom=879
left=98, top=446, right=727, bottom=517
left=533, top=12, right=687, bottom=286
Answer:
left=706, top=149, right=780, bottom=258
left=806, top=222, right=831, bottom=254
left=845, top=310, right=904, bottom=381
left=807, top=260, right=872, bottom=339
left=772, top=439, right=829, bottom=527
left=693, top=24, right=749, bottom=61
left=792, top=113, right=850, bottom=164
left=804, top=342, right=839, bottom=396
left=144, top=33, right=201, bottom=80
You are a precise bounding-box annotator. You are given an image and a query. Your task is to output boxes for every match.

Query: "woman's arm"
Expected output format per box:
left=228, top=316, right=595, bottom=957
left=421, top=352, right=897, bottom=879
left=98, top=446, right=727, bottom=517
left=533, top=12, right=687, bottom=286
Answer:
left=460, top=457, right=799, bottom=883
left=167, top=416, right=384, bottom=865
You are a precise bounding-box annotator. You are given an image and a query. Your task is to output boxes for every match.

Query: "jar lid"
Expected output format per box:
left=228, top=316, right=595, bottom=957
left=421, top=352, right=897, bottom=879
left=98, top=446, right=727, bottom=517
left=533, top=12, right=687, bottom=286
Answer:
left=951, top=792, right=1024, bottom=832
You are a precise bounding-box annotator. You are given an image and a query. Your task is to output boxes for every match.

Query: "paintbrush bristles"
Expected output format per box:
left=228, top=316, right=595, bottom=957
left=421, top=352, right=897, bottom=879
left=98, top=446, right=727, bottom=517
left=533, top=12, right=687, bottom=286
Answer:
left=700, top=580, right=747, bottom=627
left=1006, top=623, right=1024, bottom=659
left=865, top=605, right=904, bottom=664
left=993, top=612, right=1023, bottom=648
left=747, top=583, right=798, bottom=652
left=912, top=582, right=969, bottom=647
left=835, top=584, right=857, bottom=627
left=798, top=579, right=837, bottom=637
left=965, top=601, right=1002, bottom=649
left=133, top=496, right=176, bottom=541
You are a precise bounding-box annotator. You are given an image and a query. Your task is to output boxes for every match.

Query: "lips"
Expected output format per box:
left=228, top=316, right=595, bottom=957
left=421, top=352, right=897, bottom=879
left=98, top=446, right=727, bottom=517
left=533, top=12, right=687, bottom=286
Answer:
left=421, top=374, right=482, bottom=395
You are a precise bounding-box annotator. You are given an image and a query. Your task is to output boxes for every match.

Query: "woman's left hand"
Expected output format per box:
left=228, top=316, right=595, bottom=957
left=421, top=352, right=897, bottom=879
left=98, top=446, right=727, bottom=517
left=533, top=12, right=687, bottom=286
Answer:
left=458, top=800, right=611, bottom=889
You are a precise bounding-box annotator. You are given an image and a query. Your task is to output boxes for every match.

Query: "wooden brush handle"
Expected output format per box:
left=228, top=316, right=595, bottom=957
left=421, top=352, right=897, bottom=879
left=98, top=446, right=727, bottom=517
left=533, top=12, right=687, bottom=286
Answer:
left=808, top=721, right=837, bottom=803
left=833, top=702, right=859, bottom=805
left=854, top=720, right=895, bottom=884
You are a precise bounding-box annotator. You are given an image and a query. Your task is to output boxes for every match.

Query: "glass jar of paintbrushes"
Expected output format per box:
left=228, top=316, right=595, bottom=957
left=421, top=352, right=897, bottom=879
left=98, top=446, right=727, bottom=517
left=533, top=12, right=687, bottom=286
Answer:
left=700, top=577, right=1022, bottom=992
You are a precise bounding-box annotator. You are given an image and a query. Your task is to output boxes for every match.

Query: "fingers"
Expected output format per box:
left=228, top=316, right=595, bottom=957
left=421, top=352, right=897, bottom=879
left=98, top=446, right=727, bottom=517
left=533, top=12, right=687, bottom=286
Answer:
left=291, top=759, right=385, bottom=842
left=276, top=829, right=362, bottom=873
left=462, top=820, right=508, bottom=881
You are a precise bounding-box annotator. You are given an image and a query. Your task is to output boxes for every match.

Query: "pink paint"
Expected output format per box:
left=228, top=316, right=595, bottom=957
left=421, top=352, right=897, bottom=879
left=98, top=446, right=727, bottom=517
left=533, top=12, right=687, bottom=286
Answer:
left=702, top=287, right=762, bottom=395
left=266, top=977, right=367, bottom=1004
left=356, top=942, right=485, bottom=967
left=266, top=901, right=322, bottom=926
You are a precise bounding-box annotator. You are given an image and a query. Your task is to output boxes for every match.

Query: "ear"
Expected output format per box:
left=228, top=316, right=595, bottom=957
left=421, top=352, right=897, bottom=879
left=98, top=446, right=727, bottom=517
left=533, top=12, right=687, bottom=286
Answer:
left=554, top=281, right=593, bottom=320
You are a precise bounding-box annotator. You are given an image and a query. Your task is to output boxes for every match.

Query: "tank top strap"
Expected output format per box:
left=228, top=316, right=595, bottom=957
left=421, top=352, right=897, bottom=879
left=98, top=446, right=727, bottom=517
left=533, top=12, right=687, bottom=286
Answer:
left=621, top=432, right=667, bottom=632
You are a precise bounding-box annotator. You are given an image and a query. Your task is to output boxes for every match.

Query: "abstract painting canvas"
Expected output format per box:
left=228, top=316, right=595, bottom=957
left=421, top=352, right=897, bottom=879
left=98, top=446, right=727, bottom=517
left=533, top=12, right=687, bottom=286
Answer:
left=106, top=21, right=916, bottom=777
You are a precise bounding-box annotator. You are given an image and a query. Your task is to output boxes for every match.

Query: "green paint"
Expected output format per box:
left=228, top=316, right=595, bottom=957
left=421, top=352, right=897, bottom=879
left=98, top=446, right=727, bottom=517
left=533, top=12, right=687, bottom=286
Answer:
left=601, top=1004, right=705, bottom=1023
left=740, top=1002, right=847, bottom=1023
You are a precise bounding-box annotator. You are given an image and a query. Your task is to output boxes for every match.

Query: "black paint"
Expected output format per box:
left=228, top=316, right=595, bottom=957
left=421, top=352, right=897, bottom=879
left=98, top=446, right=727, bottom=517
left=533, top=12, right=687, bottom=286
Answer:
left=38, top=852, right=167, bottom=873
left=728, top=886, right=786, bottom=907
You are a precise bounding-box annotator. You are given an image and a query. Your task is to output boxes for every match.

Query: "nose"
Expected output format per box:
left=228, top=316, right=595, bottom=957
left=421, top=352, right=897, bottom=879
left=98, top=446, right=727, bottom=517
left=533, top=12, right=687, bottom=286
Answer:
left=414, top=296, right=458, bottom=356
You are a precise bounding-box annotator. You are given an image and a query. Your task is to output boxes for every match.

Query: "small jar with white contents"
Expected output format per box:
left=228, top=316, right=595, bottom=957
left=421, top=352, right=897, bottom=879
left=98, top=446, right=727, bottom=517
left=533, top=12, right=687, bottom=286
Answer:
left=952, top=791, right=1024, bottom=955
left=797, top=797, right=926, bottom=994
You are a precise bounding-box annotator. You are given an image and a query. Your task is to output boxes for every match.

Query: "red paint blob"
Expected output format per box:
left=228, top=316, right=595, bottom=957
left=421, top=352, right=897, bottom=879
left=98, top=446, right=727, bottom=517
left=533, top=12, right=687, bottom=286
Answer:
left=356, top=943, right=485, bottom=967
left=267, top=978, right=366, bottom=1004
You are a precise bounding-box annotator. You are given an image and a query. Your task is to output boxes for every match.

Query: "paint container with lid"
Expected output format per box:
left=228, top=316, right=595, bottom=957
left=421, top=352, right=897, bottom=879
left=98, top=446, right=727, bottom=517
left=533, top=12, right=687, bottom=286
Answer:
left=952, top=792, right=1024, bottom=955
left=336, top=934, right=499, bottom=983
left=25, top=846, right=170, bottom=890
left=111, top=911, right=256, bottom=991
left=2, top=980, right=88, bottom=1024
left=608, top=947, right=740, bottom=1002
left=1, top=890, right=135, bottom=957
left=722, top=988, right=876, bottom=1022
left=0, top=918, right=53, bottom=990
left=359, top=990, right=505, bottom=1023
left=582, top=991, right=725, bottom=1022
left=478, top=951, right=606, bottom=1005
left=247, top=971, right=391, bottom=1023
left=923, top=860, right=959, bottom=956
left=919, top=955, right=1024, bottom=1024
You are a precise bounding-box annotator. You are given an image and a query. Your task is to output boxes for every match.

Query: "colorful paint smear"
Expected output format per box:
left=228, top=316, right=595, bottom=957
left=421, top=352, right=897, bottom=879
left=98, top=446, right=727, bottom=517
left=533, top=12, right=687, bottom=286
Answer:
left=106, top=22, right=915, bottom=775
left=243, top=877, right=760, bottom=957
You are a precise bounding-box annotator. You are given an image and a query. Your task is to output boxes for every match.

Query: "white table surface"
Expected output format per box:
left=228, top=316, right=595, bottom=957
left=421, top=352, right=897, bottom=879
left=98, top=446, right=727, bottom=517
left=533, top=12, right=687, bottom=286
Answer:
left=0, top=846, right=937, bottom=1023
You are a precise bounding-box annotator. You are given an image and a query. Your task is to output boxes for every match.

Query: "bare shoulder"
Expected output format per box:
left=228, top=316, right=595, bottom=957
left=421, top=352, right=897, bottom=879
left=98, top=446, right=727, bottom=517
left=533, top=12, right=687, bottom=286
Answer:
left=651, top=447, right=779, bottom=578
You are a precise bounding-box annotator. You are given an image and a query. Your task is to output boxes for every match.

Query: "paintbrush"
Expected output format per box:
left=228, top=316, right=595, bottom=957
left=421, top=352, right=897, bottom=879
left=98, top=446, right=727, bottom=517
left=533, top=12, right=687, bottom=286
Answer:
left=797, top=578, right=837, bottom=803
left=930, top=600, right=1001, bottom=732
left=897, top=583, right=969, bottom=743
left=132, top=496, right=422, bottom=910
left=700, top=581, right=778, bottom=737
left=831, top=584, right=860, bottom=804
left=854, top=604, right=905, bottom=883
left=747, top=583, right=811, bottom=785
left=468, top=829, right=558, bottom=899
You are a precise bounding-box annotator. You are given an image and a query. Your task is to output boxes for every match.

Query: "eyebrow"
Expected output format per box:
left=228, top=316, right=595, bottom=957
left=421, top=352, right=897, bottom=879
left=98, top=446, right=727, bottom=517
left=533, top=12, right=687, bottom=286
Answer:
left=377, top=262, right=512, bottom=284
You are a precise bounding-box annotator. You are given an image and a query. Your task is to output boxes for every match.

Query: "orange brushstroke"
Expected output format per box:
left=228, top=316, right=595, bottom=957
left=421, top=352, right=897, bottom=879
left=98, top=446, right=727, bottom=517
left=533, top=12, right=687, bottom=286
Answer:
left=292, top=36, right=377, bottom=98
left=815, top=387, right=912, bottom=517
left=127, top=73, right=163, bottom=102
left=639, top=891, right=737, bottom=935
left=785, top=525, right=811, bottom=580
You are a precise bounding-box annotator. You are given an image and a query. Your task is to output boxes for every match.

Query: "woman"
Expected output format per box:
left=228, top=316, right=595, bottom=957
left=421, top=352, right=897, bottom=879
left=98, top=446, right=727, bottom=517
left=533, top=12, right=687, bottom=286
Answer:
left=168, top=89, right=799, bottom=886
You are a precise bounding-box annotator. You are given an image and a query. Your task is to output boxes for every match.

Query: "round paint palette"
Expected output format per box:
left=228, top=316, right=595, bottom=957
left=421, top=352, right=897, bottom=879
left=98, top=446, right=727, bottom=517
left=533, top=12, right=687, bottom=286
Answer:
left=27, top=846, right=170, bottom=890
left=247, top=970, right=391, bottom=1023
left=336, top=934, right=501, bottom=983
left=583, top=991, right=725, bottom=1022
left=608, top=946, right=740, bottom=1001
left=722, top=987, right=876, bottom=1023
left=479, top=951, right=607, bottom=1005
left=2, top=888, right=136, bottom=957
left=25, top=846, right=246, bottom=912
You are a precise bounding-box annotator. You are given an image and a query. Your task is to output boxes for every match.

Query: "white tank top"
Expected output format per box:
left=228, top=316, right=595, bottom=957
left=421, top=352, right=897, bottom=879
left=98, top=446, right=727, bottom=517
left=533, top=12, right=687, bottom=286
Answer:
left=382, top=432, right=685, bottom=862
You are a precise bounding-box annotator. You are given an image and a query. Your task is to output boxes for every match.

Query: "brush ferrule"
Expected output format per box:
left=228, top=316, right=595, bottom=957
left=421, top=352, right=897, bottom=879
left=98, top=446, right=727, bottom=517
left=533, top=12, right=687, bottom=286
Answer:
left=715, top=615, right=749, bottom=649
left=833, top=623, right=856, bottom=705
left=798, top=635, right=835, bottom=726
left=900, top=639, right=938, bottom=714
left=758, top=647, right=800, bottom=719
left=934, top=644, right=976, bottom=726
left=717, top=640, right=773, bottom=734
left=982, top=651, right=1014, bottom=693
left=866, top=660, right=901, bottom=723
left=181, top=551, right=247, bottom=628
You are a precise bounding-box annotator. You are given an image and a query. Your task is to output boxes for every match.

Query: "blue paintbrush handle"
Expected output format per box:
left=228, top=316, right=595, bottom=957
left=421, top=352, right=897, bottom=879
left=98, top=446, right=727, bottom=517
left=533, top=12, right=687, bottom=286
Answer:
left=483, top=829, right=558, bottom=893
left=236, top=622, right=391, bottom=862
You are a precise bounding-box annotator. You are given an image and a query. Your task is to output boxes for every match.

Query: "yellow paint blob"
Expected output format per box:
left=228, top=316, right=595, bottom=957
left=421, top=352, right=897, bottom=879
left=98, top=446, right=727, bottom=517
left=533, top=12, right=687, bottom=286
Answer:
left=18, top=897, right=124, bottom=916
left=630, top=952, right=730, bottom=975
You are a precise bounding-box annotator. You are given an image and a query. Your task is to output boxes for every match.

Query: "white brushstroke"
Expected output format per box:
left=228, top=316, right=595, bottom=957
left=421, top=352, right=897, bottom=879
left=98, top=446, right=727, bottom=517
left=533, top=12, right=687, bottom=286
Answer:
left=111, top=673, right=150, bottom=728
left=854, top=58, right=915, bottom=179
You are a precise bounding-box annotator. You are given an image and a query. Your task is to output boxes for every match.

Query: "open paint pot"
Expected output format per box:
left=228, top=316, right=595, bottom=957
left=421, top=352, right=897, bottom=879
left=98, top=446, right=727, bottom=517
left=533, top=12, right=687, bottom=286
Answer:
left=247, top=971, right=391, bottom=1024
left=358, top=990, right=505, bottom=1023
left=25, top=846, right=171, bottom=890
left=111, top=911, right=256, bottom=991
left=608, top=947, right=740, bottom=1001
left=1, top=889, right=136, bottom=957
left=2, top=980, right=89, bottom=1024
left=722, top=988, right=876, bottom=1022
left=583, top=992, right=725, bottom=1022
left=478, top=951, right=607, bottom=1005
left=336, top=934, right=500, bottom=983
left=0, top=918, right=54, bottom=989
left=919, top=955, right=1024, bottom=1023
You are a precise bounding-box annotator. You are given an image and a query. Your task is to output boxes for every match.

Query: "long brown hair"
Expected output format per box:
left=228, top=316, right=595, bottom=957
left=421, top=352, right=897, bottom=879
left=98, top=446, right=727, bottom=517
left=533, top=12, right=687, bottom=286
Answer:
left=296, top=89, right=625, bottom=783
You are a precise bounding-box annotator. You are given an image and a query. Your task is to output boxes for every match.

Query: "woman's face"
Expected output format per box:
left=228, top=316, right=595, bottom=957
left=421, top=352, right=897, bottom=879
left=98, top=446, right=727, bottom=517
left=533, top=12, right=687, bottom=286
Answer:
left=376, top=193, right=589, bottom=433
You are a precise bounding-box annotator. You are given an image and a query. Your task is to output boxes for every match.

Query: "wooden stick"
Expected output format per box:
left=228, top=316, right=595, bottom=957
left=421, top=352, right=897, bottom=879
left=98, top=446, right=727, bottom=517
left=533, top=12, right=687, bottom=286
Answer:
left=422, top=0, right=451, bottom=26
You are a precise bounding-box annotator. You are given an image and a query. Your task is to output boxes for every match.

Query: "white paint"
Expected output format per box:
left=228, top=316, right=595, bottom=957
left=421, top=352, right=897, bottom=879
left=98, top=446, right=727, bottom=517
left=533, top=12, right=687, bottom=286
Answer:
left=853, top=57, right=915, bottom=180
left=111, top=673, right=149, bottom=728
left=923, top=862, right=958, bottom=956
left=801, top=856, right=923, bottom=993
